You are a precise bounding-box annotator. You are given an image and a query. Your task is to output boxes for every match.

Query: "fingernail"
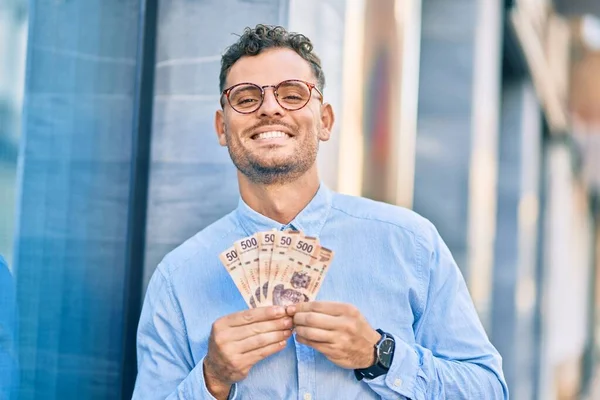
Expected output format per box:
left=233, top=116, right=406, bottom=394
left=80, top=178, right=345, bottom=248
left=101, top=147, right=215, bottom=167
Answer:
left=287, top=305, right=296, bottom=314
left=283, top=318, right=292, bottom=327
left=273, top=306, right=285, bottom=316
left=283, top=329, right=292, bottom=337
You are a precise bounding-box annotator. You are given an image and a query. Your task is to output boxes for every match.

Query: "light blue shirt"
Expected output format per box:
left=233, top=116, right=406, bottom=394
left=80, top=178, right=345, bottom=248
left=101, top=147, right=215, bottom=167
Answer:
left=133, top=184, right=508, bottom=399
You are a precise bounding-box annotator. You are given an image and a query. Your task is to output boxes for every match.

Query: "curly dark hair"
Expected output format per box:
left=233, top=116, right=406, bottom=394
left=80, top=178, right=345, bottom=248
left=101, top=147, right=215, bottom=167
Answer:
left=219, top=24, right=325, bottom=93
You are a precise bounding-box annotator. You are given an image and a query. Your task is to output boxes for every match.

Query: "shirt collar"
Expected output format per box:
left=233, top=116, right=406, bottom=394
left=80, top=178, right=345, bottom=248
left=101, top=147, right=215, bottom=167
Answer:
left=235, top=183, right=332, bottom=238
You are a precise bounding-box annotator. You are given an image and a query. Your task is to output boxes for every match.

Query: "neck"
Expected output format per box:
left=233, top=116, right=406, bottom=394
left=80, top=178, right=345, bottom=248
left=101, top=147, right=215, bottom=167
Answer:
left=238, top=166, right=321, bottom=225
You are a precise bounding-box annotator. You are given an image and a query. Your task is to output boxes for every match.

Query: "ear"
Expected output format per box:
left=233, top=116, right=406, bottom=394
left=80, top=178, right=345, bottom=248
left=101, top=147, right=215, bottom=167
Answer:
left=318, top=103, right=335, bottom=142
left=215, top=109, right=227, bottom=146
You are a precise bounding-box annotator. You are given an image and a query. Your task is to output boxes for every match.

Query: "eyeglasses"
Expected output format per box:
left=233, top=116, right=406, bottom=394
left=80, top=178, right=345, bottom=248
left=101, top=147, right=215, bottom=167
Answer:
left=221, top=79, right=323, bottom=114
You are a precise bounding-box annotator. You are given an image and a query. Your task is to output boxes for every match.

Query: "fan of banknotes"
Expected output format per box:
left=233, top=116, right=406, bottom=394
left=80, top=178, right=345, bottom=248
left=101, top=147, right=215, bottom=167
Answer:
left=219, top=230, right=334, bottom=308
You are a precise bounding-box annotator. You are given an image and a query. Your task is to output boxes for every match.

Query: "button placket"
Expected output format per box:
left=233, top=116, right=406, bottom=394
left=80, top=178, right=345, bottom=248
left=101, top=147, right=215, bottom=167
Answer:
left=294, top=335, right=315, bottom=400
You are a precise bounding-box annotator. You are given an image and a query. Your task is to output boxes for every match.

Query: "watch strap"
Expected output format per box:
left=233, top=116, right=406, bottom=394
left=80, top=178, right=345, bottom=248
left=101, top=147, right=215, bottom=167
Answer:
left=354, top=360, right=389, bottom=381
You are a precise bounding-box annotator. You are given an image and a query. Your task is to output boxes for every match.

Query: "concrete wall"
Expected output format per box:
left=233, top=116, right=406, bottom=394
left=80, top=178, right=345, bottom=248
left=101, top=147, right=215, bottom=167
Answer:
left=413, top=0, right=503, bottom=327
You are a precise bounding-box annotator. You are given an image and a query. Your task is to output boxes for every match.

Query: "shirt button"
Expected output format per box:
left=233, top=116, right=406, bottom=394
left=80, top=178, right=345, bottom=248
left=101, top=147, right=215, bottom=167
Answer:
left=303, top=393, right=312, bottom=400
left=394, top=378, right=403, bottom=387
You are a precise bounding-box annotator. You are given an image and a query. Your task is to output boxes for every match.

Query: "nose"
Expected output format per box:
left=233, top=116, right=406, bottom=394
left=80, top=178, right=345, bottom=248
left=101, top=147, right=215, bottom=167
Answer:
left=258, top=86, right=285, bottom=117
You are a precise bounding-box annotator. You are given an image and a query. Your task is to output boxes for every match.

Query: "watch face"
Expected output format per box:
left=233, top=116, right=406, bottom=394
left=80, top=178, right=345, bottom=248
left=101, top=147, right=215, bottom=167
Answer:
left=377, top=337, right=395, bottom=369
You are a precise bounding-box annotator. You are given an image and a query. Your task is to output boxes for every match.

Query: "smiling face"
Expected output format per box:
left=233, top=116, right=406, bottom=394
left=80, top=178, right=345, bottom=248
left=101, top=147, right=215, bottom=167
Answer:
left=215, top=48, right=334, bottom=185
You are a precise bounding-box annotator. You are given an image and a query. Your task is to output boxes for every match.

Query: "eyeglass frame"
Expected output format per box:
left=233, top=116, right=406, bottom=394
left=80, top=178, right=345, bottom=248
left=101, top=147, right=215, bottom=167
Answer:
left=220, top=79, right=324, bottom=114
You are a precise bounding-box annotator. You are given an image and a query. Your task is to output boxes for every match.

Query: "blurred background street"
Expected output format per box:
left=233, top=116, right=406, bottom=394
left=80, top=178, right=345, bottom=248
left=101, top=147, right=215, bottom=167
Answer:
left=1, top=0, right=600, bottom=399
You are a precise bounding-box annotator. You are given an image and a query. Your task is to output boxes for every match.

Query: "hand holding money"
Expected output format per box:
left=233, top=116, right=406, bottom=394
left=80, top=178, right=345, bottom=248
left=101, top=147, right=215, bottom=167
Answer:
left=219, top=230, right=335, bottom=308
left=286, top=301, right=381, bottom=370
left=203, top=306, right=293, bottom=399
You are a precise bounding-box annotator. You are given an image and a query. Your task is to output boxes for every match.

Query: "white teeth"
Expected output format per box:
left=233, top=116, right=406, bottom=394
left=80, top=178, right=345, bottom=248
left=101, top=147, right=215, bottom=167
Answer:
left=255, top=131, right=288, bottom=140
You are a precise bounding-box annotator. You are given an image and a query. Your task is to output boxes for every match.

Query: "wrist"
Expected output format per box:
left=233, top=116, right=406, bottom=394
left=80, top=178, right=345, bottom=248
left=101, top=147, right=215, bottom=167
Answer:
left=362, top=329, right=381, bottom=368
left=203, top=359, right=232, bottom=400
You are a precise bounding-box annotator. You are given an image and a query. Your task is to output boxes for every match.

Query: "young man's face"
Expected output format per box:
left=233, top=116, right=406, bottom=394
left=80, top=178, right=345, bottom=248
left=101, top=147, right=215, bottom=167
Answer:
left=215, top=48, right=334, bottom=185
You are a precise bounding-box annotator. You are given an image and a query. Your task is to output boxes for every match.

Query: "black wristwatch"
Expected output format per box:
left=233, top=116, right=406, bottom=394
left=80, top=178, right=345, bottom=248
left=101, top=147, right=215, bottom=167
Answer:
left=354, top=329, right=395, bottom=381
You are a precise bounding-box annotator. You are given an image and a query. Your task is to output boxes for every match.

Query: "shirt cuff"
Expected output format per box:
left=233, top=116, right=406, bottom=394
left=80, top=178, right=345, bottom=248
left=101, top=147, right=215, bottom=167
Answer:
left=364, top=333, right=427, bottom=400
left=197, top=356, right=238, bottom=400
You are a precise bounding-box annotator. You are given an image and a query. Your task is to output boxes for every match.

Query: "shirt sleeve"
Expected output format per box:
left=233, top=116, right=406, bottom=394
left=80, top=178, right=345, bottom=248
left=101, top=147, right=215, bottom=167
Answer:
left=132, top=264, right=238, bottom=400
left=364, top=222, right=509, bottom=400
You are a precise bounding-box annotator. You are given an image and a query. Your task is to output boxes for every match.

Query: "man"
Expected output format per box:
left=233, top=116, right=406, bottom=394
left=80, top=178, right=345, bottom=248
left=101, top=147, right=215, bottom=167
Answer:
left=133, top=24, right=508, bottom=399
